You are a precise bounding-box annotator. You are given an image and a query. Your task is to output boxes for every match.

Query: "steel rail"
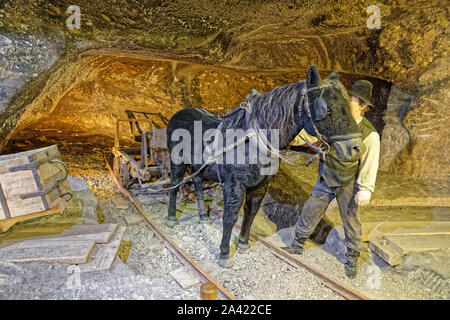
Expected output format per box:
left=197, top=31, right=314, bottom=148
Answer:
left=208, top=208, right=369, bottom=300
left=258, top=238, right=370, bottom=300
left=104, top=154, right=236, bottom=300
left=106, top=152, right=367, bottom=300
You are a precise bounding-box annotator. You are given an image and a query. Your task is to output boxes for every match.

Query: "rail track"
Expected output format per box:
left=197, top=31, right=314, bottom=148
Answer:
left=105, top=154, right=235, bottom=300
left=104, top=153, right=369, bottom=300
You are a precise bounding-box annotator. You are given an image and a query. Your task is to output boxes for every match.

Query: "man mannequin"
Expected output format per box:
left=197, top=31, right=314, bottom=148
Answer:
left=283, top=80, right=380, bottom=279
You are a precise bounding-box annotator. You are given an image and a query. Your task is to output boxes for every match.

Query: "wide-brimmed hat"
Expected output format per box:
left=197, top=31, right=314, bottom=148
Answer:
left=348, top=80, right=374, bottom=108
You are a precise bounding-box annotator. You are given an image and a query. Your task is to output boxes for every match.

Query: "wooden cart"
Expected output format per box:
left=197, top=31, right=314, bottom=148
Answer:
left=111, top=111, right=170, bottom=189
left=0, top=145, right=72, bottom=232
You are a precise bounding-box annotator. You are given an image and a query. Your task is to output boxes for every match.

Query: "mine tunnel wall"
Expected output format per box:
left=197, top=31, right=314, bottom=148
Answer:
left=3, top=55, right=392, bottom=163
left=0, top=1, right=448, bottom=179
left=0, top=49, right=445, bottom=179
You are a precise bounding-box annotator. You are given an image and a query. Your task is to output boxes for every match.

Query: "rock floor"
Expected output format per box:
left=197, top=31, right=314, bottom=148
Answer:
left=0, top=150, right=449, bottom=299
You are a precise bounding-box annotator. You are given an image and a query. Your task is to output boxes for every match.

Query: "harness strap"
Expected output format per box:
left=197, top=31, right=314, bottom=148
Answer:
left=139, top=81, right=351, bottom=192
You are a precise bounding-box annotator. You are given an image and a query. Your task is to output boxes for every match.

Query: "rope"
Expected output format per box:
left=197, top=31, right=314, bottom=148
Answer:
left=138, top=130, right=256, bottom=193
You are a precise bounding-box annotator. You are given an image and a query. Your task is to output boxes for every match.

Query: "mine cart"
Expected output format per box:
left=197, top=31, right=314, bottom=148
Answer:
left=0, top=145, right=72, bottom=232
left=109, top=111, right=170, bottom=189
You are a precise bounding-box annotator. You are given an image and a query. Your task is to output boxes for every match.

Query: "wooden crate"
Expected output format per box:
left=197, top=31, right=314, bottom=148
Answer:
left=0, top=145, right=72, bottom=232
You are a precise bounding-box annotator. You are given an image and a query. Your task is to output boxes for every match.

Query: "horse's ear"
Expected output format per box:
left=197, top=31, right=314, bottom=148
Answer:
left=306, top=65, right=321, bottom=88
left=327, top=70, right=339, bottom=81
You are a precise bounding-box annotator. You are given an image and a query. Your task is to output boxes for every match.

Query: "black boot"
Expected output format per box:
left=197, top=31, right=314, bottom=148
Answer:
left=344, top=248, right=360, bottom=279
left=281, top=237, right=307, bottom=255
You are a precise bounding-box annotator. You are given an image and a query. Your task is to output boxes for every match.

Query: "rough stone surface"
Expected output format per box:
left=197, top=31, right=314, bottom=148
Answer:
left=401, top=57, right=450, bottom=178
left=0, top=259, right=192, bottom=300
left=0, top=238, right=96, bottom=264
left=0, top=0, right=448, bottom=178
left=169, top=266, right=201, bottom=289
left=112, top=197, right=130, bottom=210
left=123, top=215, right=143, bottom=226
left=0, top=32, right=64, bottom=113
left=68, top=176, right=90, bottom=192
left=1, top=152, right=447, bottom=299
left=379, top=85, right=414, bottom=170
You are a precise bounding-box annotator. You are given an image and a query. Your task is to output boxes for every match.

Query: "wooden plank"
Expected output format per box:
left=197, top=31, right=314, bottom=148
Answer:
left=382, top=222, right=450, bottom=237
left=0, top=204, right=63, bottom=233
left=0, top=223, right=119, bottom=247
left=0, top=183, right=8, bottom=220
left=0, top=146, right=58, bottom=173
left=0, top=149, right=34, bottom=174
left=46, top=180, right=71, bottom=209
left=0, top=145, right=67, bottom=218
left=31, top=145, right=59, bottom=166
left=0, top=238, right=96, bottom=264
left=38, top=161, right=64, bottom=185
left=59, top=223, right=118, bottom=238
left=79, top=226, right=126, bottom=273
left=363, top=221, right=450, bottom=241
left=56, top=224, right=118, bottom=243
left=369, top=240, right=403, bottom=266
left=383, top=234, right=450, bottom=255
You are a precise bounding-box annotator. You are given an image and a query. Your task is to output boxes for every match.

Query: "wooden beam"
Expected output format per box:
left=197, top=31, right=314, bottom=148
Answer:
left=79, top=226, right=126, bottom=273
left=369, top=240, right=403, bottom=266
left=383, top=234, right=450, bottom=255
left=0, top=203, right=64, bottom=233
left=363, top=221, right=450, bottom=241
left=0, top=238, right=96, bottom=264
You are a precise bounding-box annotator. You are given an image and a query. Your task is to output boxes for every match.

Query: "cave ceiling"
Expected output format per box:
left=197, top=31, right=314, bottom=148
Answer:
left=0, top=0, right=448, bottom=177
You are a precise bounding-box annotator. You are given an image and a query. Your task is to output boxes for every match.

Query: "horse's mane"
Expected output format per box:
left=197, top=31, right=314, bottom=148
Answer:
left=219, top=81, right=304, bottom=139
left=219, top=78, right=348, bottom=138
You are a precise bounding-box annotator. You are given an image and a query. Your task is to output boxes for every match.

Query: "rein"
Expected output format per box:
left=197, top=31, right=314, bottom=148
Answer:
left=139, top=81, right=357, bottom=192
left=248, top=81, right=363, bottom=167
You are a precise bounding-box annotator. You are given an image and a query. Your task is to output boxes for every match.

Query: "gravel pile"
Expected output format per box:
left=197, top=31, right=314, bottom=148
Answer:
left=78, top=152, right=449, bottom=300
left=0, top=259, right=190, bottom=300
left=2, top=152, right=445, bottom=300
left=267, top=226, right=449, bottom=300
left=134, top=198, right=342, bottom=300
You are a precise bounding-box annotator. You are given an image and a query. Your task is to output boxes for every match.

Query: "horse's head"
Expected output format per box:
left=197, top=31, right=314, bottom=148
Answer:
left=301, top=65, right=365, bottom=162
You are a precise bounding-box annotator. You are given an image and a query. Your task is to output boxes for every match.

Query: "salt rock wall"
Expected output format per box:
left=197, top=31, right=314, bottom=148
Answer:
left=7, top=53, right=315, bottom=147
left=0, top=0, right=448, bottom=178
left=6, top=52, right=390, bottom=152
left=0, top=33, right=64, bottom=114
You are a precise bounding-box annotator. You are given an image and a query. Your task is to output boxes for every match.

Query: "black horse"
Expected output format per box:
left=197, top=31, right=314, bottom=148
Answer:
left=165, top=65, right=364, bottom=268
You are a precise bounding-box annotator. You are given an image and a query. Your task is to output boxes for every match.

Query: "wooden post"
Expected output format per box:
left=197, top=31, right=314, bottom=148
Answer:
left=115, top=117, right=120, bottom=149
left=131, top=120, right=135, bottom=142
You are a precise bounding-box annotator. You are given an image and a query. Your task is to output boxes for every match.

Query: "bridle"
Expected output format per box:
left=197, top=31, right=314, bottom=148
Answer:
left=139, top=81, right=361, bottom=192
left=246, top=80, right=362, bottom=167
left=298, top=83, right=332, bottom=158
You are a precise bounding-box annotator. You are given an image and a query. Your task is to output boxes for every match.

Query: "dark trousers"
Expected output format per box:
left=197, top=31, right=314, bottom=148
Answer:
left=293, top=176, right=364, bottom=252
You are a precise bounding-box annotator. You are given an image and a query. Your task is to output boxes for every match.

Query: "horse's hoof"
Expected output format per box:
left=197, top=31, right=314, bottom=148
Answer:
left=163, top=217, right=178, bottom=228
left=218, top=256, right=234, bottom=268
left=237, top=242, right=249, bottom=254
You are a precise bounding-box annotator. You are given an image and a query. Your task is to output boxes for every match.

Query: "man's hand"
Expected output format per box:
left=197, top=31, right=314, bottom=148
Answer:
left=355, top=189, right=371, bottom=206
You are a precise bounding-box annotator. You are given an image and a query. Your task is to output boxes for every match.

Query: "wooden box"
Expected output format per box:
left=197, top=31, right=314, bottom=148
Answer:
left=0, top=145, right=72, bottom=232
